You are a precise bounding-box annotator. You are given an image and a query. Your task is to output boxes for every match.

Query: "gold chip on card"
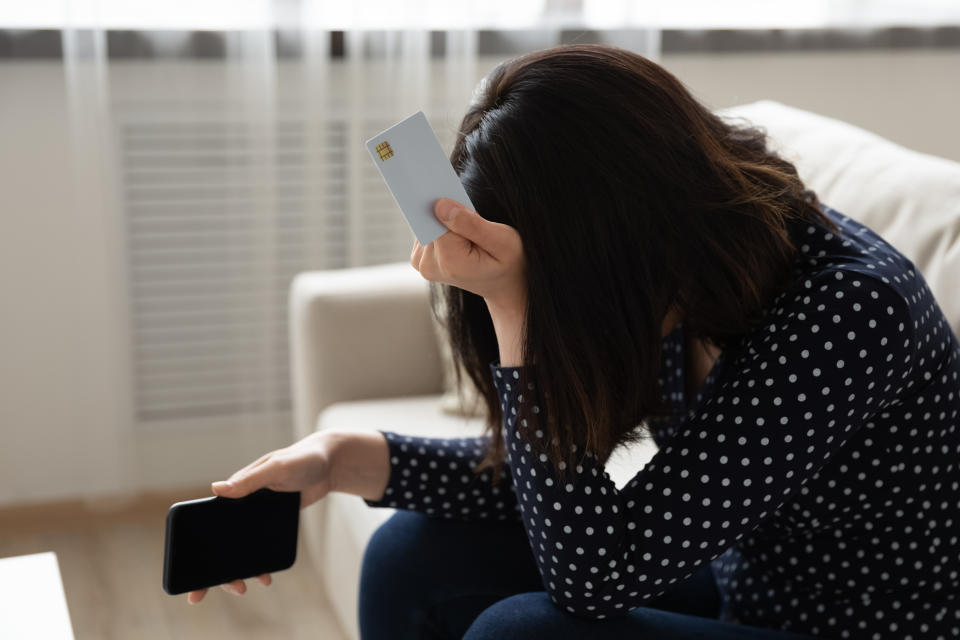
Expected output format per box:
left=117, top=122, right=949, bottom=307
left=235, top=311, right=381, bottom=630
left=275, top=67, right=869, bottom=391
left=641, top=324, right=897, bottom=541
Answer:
left=376, top=141, right=394, bottom=161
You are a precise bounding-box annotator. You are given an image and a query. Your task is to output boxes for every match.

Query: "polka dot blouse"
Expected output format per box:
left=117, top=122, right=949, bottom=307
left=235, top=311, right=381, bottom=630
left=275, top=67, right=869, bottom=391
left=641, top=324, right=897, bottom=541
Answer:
left=363, top=204, right=960, bottom=639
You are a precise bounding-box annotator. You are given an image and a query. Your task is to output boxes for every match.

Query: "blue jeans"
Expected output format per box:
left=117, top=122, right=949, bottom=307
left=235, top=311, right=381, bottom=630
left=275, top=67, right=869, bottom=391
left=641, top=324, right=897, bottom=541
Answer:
left=358, top=510, right=817, bottom=639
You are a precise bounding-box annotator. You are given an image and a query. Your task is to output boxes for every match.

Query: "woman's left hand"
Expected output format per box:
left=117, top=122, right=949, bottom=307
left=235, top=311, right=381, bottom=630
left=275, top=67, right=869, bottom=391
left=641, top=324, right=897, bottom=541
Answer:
left=411, top=198, right=527, bottom=309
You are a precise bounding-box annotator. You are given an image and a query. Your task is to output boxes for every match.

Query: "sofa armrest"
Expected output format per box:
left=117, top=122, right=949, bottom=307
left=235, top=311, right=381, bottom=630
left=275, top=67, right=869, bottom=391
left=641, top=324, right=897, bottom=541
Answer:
left=288, top=261, right=445, bottom=442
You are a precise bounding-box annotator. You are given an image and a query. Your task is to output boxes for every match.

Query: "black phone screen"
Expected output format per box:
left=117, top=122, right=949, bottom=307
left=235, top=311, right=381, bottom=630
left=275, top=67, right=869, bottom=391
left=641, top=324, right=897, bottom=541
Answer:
left=162, top=488, right=300, bottom=595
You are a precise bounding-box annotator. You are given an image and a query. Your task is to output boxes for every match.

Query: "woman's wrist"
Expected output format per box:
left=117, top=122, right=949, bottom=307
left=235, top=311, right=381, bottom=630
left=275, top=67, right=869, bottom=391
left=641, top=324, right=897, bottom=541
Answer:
left=485, top=294, right=526, bottom=367
left=324, top=428, right=391, bottom=501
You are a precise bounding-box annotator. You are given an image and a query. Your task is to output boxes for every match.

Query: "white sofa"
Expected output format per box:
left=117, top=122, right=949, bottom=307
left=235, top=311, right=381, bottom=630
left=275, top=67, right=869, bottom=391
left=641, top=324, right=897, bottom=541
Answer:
left=288, top=100, right=960, bottom=640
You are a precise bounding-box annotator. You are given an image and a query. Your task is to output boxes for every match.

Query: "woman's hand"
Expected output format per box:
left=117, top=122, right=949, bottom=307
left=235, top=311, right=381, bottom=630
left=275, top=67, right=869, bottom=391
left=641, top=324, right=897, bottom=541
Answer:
left=187, top=574, right=272, bottom=604
left=412, top=198, right=527, bottom=311
left=186, top=430, right=336, bottom=604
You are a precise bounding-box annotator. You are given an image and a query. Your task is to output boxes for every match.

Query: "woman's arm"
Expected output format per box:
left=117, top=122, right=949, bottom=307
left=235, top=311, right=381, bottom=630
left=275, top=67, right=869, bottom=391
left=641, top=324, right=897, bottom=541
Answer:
left=326, top=428, right=392, bottom=501
left=486, top=296, right=526, bottom=367
left=337, top=427, right=521, bottom=521
left=488, top=270, right=915, bottom=619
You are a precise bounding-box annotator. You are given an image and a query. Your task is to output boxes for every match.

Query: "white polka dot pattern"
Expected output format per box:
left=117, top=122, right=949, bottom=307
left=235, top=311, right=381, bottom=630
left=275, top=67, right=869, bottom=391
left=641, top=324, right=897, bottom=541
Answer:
left=363, top=433, right=519, bottom=520
left=364, top=206, right=960, bottom=639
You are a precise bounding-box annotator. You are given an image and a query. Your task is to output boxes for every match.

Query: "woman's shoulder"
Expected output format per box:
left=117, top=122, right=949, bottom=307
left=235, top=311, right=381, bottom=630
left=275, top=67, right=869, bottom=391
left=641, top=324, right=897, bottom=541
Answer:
left=785, top=203, right=925, bottom=322
left=716, top=206, right=922, bottom=377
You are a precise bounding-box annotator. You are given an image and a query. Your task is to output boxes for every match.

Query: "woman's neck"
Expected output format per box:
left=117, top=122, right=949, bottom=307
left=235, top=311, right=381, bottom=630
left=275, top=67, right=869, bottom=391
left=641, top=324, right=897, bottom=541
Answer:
left=684, top=330, right=722, bottom=399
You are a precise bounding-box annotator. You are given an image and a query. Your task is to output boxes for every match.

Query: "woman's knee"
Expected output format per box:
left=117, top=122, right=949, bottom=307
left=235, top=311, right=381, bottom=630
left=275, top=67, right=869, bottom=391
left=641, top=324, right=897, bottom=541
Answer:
left=359, top=511, right=443, bottom=638
left=462, top=592, right=571, bottom=640
left=360, top=510, right=432, bottom=588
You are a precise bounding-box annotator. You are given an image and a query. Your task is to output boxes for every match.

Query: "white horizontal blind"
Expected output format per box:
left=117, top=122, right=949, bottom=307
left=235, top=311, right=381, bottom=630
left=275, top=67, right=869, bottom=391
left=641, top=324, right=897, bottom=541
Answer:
left=121, top=117, right=308, bottom=421
left=116, top=86, right=458, bottom=426
left=357, top=116, right=418, bottom=264
left=108, top=26, right=474, bottom=428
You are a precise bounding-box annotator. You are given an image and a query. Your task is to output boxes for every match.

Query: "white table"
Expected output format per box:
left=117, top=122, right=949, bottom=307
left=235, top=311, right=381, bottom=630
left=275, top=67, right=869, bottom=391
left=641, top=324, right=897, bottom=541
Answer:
left=0, top=551, right=75, bottom=639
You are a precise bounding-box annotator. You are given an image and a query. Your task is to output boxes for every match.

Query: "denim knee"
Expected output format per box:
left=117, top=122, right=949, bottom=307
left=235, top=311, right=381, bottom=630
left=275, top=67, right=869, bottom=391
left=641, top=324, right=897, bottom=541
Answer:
left=461, top=592, right=571, bottom=640
left=359, top=510, right=436, bottom=639
left=360, top=510, right=410, bottom=586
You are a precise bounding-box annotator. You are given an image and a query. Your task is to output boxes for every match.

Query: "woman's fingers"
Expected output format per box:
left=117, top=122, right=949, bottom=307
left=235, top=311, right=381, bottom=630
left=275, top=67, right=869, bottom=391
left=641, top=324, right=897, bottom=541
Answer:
left=410, top=239, right=424, bottom=271
left=418, top=241, right=436, bottom=277
left=220, top=579, right=246, bottom=595
left=433, top=198, right=503, bottom=256
left=211, top=451, right=276, bottom=498
left=235, top=451, right=274, bottom=477
left=421, top=197, right=526, bottom=302
left=186, top=575, right=270, bottom=604
left=213, top=458, right=277, bottom=498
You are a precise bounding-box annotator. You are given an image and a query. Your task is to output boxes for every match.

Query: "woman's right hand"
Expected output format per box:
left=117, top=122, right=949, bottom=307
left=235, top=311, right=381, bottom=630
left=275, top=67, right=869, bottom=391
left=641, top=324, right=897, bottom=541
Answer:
left=186, top=430, right=337, bottom=604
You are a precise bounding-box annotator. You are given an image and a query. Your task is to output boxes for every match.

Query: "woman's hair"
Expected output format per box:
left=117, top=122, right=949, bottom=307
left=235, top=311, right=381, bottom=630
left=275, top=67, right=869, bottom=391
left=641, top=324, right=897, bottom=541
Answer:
left=430, top=43, right=835, bottom=487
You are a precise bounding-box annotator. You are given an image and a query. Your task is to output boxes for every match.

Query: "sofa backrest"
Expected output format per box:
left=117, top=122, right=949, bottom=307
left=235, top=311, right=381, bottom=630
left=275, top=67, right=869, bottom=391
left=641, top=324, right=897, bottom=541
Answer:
left=719, top=100, right=960, bottom=335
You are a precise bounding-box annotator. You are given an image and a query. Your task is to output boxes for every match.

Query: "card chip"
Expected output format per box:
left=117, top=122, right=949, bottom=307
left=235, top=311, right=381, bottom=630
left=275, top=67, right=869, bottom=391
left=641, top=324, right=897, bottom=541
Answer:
left=376, top=141, right=394, bottom=161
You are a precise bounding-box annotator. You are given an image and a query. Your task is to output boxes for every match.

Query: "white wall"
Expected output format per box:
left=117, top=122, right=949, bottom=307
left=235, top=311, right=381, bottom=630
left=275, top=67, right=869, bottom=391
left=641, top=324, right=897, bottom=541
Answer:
left=0, top=47, right=957, bottom=508
left=660, top=49, right=960, bottom=164
left=0, top=62, right=130, bottom=504
left=0, top=61, right=292, bottom=508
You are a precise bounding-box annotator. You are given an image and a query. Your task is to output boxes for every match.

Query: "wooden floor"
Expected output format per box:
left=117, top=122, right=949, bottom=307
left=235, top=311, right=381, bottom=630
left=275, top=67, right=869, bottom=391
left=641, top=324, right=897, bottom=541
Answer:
left=0, top=490, right=348, bottom=640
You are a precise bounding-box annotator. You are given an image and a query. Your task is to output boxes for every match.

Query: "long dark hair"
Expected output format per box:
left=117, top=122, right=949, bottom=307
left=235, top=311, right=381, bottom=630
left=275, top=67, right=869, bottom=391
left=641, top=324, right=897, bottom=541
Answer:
left=430, top=43, right=835, bottom=487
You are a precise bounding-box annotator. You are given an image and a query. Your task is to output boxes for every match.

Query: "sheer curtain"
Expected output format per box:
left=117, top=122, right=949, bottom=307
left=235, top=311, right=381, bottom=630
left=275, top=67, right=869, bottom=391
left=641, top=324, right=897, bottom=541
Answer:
left=53, top=11, right=493, bottom=474
left=47, top=1, right=659, bottom=492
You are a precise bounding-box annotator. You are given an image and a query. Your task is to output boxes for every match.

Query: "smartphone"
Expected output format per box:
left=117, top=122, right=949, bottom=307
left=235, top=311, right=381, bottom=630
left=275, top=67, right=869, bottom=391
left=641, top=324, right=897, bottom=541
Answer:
left=162, top=488, right=300, bottom=595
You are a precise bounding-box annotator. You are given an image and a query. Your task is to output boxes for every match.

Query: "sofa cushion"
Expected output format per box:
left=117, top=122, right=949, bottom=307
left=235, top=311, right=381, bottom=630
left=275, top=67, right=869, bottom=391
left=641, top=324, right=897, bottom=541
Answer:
left=318, top=394, right=487, bottom=440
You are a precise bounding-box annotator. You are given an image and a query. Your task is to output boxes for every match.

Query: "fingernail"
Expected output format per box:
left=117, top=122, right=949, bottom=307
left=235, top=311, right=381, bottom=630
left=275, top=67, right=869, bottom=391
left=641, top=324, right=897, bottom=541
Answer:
left=436, top=199, right=460, bottom=222
left=212, top=480, right=232, bottom=491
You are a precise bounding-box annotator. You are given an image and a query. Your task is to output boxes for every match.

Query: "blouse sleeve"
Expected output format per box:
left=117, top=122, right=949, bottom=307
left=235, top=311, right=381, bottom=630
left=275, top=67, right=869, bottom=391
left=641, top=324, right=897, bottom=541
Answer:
left=361, top=430, right=521, bottom=521
left=489, top=269, right=916, bottom=619
left=647, top=325, right=686, bottom=447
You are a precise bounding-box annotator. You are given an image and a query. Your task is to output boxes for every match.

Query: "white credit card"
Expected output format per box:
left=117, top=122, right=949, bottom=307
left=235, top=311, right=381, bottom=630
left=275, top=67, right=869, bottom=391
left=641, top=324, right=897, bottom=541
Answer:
left=364, top=110, right=477, bottom=246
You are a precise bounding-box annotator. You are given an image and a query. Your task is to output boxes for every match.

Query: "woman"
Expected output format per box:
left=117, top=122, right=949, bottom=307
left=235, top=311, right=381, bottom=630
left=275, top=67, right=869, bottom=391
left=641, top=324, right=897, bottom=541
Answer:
left=188, top=44, right=960, bottom=639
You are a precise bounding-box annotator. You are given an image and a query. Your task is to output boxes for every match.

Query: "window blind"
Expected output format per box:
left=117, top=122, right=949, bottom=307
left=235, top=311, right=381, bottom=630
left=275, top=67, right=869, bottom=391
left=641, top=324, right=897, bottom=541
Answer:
left=119, top=110, right=455, bottom=423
